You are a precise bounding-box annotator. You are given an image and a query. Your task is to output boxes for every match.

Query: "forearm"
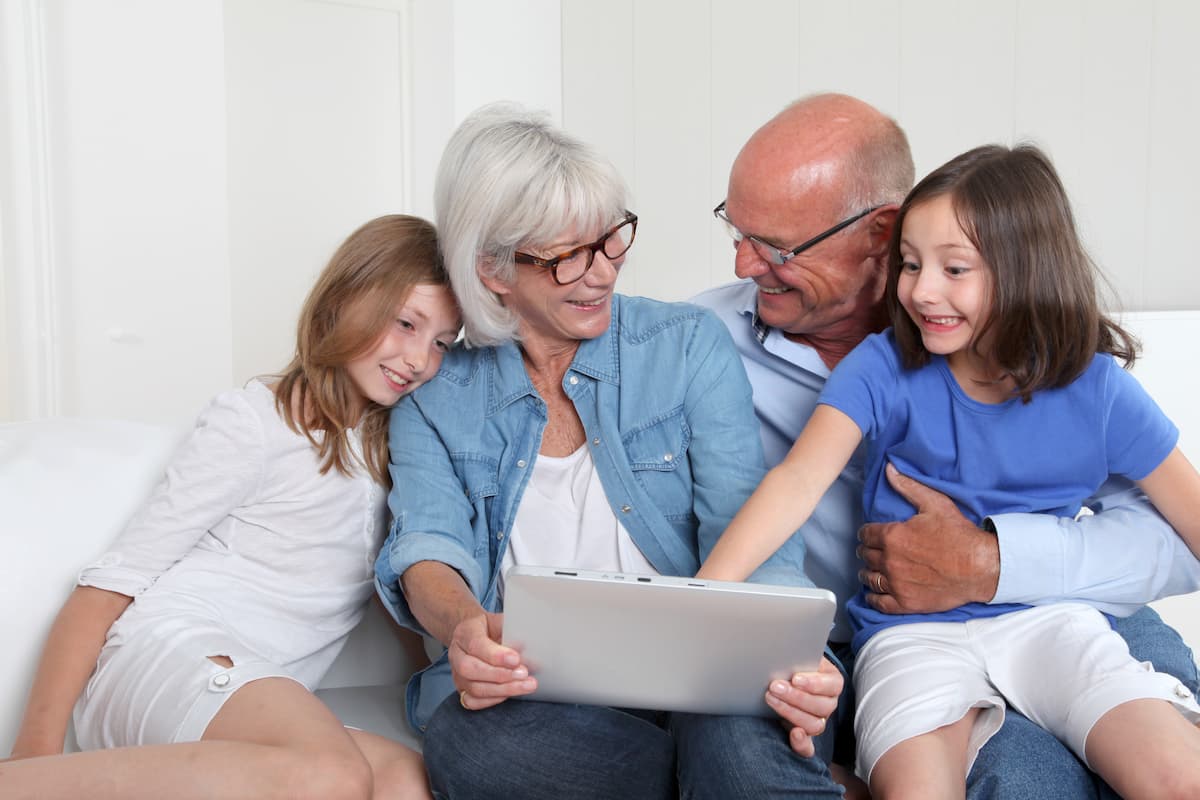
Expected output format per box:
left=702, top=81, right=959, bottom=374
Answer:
left=11, top=586, right=131, bottom=756
left=991, top=486, right=1200, bottom=611
left=400, top=560, right=486, bottom=647
left=699, top=465, right=817, bottom=581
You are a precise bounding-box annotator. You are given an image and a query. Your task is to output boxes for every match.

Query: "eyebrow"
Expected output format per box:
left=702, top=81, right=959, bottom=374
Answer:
left=899, top=237, right=977, bottom=254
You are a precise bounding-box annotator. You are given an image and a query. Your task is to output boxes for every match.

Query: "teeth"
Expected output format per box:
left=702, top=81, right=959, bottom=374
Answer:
left=925, top=316, right=959, bottom=325
left=760, top=287, right=790, bottom=295
left=381, top=366, right=408, bottom=385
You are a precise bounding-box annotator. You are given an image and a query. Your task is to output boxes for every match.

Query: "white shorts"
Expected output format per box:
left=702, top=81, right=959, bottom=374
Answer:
left=852, top=603, right=1200, bottom=783
left=74, top=614, right=302, bottom=748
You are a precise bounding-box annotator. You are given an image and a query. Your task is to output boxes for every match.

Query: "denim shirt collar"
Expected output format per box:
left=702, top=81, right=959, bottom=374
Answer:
left=488, top=295, right=624, bottom=412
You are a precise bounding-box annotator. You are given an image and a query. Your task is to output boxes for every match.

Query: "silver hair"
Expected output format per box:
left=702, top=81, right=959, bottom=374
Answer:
left=434, top=102, right=628, bottom=346
left=840, top=110, right=915, bottom=217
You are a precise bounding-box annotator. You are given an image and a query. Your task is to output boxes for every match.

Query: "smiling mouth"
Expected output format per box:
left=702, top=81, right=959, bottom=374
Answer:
left=568, top=295, right=608, bottom=309
left=759, top=286, right=791, bottom=295
left=922, top=315, right=963, bottom=327
left=380, top=365, right=410, bottom=391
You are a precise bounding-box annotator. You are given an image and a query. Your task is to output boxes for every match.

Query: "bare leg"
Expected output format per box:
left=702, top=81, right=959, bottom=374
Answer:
left=347, top=729, right=431, bottom=800
left=869, top=710, right=978, bottom=800
left=1084, top=698, right=1200, bottom=800
left=0, top=677, right=375, bottom=800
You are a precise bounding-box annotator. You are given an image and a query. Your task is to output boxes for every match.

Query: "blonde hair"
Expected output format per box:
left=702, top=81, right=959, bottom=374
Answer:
left=273, top=214, right=447, bottom=485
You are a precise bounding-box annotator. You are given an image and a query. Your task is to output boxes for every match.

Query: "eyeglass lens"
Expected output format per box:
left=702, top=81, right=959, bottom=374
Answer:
left=553, top=217, right=636, bottom=284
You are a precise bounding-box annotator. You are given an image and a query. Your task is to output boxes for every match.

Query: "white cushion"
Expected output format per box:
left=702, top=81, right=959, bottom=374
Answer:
left=0, top=418, right=183, bottom=754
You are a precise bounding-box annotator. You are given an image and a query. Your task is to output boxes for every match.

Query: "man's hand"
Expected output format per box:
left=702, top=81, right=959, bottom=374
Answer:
left=857, top=463, right=1000, bottom=614
left=765, top=657, right=842, bottom=757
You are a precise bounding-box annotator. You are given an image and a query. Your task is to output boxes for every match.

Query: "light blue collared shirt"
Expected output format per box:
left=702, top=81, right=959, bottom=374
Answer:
left=691, top=279, right=1200, bottom=642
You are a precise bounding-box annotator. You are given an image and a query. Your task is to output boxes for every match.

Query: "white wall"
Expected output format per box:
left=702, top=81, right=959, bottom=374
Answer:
left=4, top=0, right=1199, bottom=423
left=563, top=0, right=1200, bottom=310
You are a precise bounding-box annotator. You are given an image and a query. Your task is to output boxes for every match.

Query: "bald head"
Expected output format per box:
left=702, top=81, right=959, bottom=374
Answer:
left=731, top=93, right=913, bottom=220
left=721, top=94, right=912, bottom=363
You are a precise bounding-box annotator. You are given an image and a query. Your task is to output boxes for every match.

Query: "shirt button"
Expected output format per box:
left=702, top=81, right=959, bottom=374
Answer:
left=517, top=459, right=527, bottom=468
left=621, top=505, right=631, bottom=514
left=592, top=437, right=601, bottom=446
left=1175, top=684, right=1193, bottom=699
left=212, top=673, right=231, bottom=688
left=663, top=453, right=673, bottom=462
left=497, top=531, right=505, bottom=540
left=568, top=375, right=579, bottom=385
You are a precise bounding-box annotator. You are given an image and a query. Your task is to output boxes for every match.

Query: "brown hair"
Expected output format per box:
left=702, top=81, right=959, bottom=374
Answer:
left=885, top=144, right=1137, bottom=402
left=273, top=214, right=448, bottom=485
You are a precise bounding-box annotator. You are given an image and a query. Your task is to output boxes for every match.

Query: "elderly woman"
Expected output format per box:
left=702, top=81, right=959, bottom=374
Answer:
left=374, top=104, right=844, bottom=799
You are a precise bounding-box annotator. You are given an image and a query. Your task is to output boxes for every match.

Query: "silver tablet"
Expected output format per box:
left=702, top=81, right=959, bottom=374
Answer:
left=501, top=565, right=837, bottom=717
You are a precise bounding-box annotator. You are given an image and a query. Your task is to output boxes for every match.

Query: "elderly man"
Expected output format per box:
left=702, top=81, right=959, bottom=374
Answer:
left=693, top=93, right=1200, bottom=798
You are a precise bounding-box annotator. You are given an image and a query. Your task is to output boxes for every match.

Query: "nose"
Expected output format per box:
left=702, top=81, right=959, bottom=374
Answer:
left=585, top=249, right=621, bottom=285
left=732, top=238, right=769, bottom=279
left=404, top=342, right=430, bottom=376
left=910, top=268, right=942, bottom=305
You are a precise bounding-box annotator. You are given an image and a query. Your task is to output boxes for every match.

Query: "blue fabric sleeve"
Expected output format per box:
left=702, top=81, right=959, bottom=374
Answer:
left=814, top=331, right=898, bottom=440
left=1101, top=357, right=1179, bottom=479
left=374, top=390, right=486, bottom=635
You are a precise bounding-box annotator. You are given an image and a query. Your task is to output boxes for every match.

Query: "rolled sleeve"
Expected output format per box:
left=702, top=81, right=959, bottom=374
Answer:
left=78, top=390, right=264, bottom=595
left=991, top=480, right=1200, bottom=614
left=374, top=392, right=491, bottom=634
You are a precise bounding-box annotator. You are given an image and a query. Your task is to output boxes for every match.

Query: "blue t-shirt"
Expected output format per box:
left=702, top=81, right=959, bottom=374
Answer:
left=818, top=330, right=1179, bottom=651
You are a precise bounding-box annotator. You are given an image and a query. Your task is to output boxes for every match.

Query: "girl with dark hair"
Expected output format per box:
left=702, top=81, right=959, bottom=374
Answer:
left=699, top=144, right=1200, bottom=799
left=3, top=215, right=460, bottom=800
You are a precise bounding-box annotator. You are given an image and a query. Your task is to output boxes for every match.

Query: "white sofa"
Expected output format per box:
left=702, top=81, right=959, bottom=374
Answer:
left=3, top=311, right=1198, bottom=757
left=0, top=417, right=426, bottom=755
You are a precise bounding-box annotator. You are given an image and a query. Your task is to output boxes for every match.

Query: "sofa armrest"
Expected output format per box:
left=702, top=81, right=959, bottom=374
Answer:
left=1, top=419, right=183, bottom=755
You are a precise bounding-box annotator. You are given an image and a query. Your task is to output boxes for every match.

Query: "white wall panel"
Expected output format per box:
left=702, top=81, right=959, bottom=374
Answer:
left=708, top=0, right=801, bottom=290
left=897, top=0, right=1017, bottom=179
left=1076, top=2, right=1153, bottom=309
left=451, top=0, right=562, bottom=124
left=46, top=0, right=233, bottom=425
left=224, top=0, right=412, bottom=386
left=796, top=0, right=902, bottom=116
left=623, top=0, right=712, bottom=301
left=1145, top=0, right=1200, bottom=310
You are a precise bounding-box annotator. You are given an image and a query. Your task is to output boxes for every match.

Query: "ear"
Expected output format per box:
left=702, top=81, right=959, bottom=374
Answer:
left=866, top=205, right=900, bottom=259
left=477, top=257, right=511, bottom=297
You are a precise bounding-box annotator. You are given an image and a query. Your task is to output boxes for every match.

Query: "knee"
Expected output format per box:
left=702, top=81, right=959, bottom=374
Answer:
left=1159, top=769, right=1200, bottom=800
left=370, top=748, right=430, bottom=800
left=287, top=749, right=374, bottom=800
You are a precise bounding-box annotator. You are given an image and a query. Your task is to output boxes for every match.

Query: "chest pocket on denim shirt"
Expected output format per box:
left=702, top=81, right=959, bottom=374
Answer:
left=623, top=407, right=692, bottom=520
left=451, top=453, right=500, bottom=555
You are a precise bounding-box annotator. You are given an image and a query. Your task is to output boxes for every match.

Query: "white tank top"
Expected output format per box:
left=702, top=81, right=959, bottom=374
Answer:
left=498, top=444, right=658, bottom=598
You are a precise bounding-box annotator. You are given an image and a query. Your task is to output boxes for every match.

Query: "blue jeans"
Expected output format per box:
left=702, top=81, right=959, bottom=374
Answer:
left=422, top=697, right=845, bottom=799
left=935, top=606, right=1197, bottom=800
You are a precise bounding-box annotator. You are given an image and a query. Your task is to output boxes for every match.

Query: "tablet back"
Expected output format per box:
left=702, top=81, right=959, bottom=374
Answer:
left=501, top=566, right=836, bottom=716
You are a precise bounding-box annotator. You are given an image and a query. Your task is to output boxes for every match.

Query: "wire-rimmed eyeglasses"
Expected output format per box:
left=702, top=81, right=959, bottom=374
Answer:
left=713, top=201, right=879, bottom=265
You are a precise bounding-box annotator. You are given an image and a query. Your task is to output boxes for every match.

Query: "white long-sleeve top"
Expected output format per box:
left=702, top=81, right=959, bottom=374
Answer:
left=78, top=379, right=387, bottom=688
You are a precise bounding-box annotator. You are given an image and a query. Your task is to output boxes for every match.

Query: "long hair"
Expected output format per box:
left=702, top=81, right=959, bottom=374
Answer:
left=886, top=144, right=1137, bottom=402
left=435, top=102, right=628, bottom=346
left=273, top=214, right=447, bottom=485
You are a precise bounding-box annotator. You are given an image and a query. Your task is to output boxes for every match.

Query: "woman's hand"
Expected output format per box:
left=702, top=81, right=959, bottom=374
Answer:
left=449, top=611, right=537, bottom=710
left=764, top=656, right=842, bottom=757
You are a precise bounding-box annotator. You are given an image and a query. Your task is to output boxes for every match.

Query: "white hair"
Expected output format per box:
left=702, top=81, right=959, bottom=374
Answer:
left=434, top=102, right=628, bottom=346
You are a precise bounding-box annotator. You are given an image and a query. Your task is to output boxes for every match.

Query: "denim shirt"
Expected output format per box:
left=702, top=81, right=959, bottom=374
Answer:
left=375, top=294, right=808, bottom=732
